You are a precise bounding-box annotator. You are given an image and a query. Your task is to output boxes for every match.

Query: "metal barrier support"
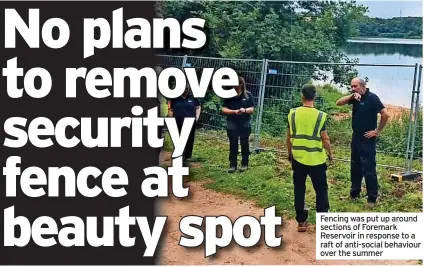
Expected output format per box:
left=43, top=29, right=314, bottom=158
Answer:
left=155, top=54, right=422, bottom=176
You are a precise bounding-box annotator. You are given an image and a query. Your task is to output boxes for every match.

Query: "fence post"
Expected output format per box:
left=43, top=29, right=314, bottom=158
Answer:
left=404, top=63, right=418, bottom=171
left=253, top=59, right=266, bottom=151
left=182, top=55, right=188, bottom=69
left=407, top=64, right=422, bottom=172
left=253, top=59, right=268, bottom=152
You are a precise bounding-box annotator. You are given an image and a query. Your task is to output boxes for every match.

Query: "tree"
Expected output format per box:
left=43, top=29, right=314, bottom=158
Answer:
left=356, top=16, right=423, bottom=39
left=160, top=1, right=367, bottom=135
left=163, top=1, right=367, bottom=61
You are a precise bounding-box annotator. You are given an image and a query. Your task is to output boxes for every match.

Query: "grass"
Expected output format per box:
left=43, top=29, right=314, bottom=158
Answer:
left=161, top=83, right=423, bottom=265
left=163, top=133, right=423, bottom=225
left=161, top=83, right=423, bottom=224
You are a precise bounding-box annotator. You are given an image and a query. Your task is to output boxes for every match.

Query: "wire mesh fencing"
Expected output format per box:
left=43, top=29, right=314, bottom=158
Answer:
left=156, top=54, right=422, bottom=173
left=404, top=64, right=423, bottom=172
left=255, top=60, right=421, bottom=172
left=156, top=54, right=184, bottom=69
left=158, top=55, right=266, bottom=145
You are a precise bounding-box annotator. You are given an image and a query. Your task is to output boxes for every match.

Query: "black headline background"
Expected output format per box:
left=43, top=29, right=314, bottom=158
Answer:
left=0, top=1, right=160, bottom=265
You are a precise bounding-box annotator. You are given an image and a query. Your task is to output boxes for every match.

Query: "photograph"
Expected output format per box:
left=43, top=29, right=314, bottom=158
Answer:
left=156, top=0, right=423, bottom=265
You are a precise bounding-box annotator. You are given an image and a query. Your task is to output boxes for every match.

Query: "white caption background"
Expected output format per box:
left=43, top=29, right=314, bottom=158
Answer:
left=316, top=212, right=423, bottom=260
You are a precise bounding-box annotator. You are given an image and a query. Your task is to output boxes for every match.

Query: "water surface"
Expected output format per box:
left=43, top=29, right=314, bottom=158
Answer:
left=344, top=38, right=423, bottom=107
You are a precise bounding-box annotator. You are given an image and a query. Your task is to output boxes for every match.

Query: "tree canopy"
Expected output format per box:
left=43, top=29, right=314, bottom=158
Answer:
left=356, top=16, right=423, bottom=39
left=163, top=0, right=368, bottom=63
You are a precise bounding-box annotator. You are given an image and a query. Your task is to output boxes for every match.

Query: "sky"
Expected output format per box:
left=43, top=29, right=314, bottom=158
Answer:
left=357, top=0, right=423, bottom=18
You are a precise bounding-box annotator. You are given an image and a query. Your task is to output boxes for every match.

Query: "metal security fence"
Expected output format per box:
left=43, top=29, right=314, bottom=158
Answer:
left=185, top=56, right=265, bottom=145
left=156, top=54, right=185, bottom=69
left=404, top=65, right=423, bottom=172
left=157, top=54, right=266, bottom=144
left=156, top=54, right=422, bottom=173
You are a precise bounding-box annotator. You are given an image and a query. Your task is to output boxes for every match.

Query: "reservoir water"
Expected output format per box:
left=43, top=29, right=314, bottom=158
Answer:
left=344, top=38, right=423, bottom=107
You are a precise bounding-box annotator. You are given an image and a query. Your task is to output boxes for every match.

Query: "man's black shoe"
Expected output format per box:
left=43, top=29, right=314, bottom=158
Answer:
left=227, top=166, right=237, bottom=173
left=240, top=165, right=248, bottom=172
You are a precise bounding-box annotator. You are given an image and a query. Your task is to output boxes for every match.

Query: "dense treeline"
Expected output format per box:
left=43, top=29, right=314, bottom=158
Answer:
left=356, top=17, right=423, bottom=39
left=161, top=1, right=367, bottom=62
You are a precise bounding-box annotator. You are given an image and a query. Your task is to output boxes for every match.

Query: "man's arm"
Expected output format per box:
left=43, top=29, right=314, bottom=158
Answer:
left=195, top=106, right=201, bottom=122
left=365, top=108, right=390, bottom=138
left=364, top=95, right=390, bottom=138
left=286, top=128, right=292, bottom=159
left=168, top=101, right=173, bottom=117
left=336, top=93, right=354, bottom=106
left=194, top=99, right=201, bottom=122
left=377, top=108, right=389, bottom=134
left=321, top=130, right=333, bottom=160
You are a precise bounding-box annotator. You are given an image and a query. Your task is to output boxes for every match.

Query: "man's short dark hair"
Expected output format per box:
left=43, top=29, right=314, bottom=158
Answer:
left=302, top=84, right=316, bottom=101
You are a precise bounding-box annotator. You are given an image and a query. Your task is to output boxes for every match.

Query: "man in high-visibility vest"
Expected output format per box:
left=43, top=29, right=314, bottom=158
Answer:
left=286, top=84, right=334, bottom=232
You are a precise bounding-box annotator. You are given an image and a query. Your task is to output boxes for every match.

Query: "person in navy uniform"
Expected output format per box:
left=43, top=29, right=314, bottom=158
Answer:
left=168, top=86, right=201, bottom=164
left=336, top=77, right=389, bottom=208
left=222, top=76, right=255, bottom=173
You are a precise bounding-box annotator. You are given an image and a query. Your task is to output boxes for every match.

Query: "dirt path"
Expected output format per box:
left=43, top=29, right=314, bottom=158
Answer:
left=157, top=152, right=417, bottom=265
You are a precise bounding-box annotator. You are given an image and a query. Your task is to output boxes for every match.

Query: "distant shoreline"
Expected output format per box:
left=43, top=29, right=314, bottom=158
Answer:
left=350, top=36, right=422, bottom=40
left=347, top=37, right=423, bottom=45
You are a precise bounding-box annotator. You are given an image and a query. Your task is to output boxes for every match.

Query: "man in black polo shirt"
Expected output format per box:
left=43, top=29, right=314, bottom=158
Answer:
left=336, top=78, right=390, bottom=208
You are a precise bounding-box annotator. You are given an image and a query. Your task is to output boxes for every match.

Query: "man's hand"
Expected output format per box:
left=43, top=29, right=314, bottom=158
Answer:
left=288, top=153, right=293, bottom=164
left=352, top=92, right=361, bottom=101
left=328, top=153, right=334, bottom=164
left=364, top=129, right=378, bottom=139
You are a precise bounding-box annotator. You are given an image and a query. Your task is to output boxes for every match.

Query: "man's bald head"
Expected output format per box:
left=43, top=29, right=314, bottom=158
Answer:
left=351, top=77, right=367, bottom=95
left=352, top=77, right=366, bottom=87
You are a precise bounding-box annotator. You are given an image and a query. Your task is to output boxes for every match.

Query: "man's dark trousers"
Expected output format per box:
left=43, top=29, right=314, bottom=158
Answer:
left=176, top=119, right=196, bottom=159
left=292, top=158, right=329, bottom=223
left=350, top=134, right=378, bottom=203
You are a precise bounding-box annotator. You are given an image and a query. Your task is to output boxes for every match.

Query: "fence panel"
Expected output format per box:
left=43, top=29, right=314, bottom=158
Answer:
left=156, top=54, right=184, bottom=69
left=256, top=60, right=420, bottom=171
left=182, top=56, right=265, bottom=146
left=406, top=65, right=423, bottom=172
left=156, top=54, right=421, bottom=172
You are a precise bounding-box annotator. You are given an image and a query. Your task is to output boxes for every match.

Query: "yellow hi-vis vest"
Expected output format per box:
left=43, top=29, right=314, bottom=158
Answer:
left=288, top=107, right=327, bottom=166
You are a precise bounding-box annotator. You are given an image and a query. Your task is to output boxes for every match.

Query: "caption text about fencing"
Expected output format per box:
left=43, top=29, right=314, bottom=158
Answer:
left=316, top=213, right=423, bottom=260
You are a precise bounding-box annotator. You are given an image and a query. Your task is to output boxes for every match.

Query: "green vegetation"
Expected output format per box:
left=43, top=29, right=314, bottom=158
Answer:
left=161, top=1, right=422, bottom=156
left=318, top=84, right=423, bottom=158
left=200, top=83, right=423, bottom=159
left=162, top=85, right=423, bottom=224
left=163, top=1, right=366, bottom=63
left=159, top=1, right=423, bottom=224
left=356, top=17, right=423, bottom=39
left=163, top=136, right=422, bottom=224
